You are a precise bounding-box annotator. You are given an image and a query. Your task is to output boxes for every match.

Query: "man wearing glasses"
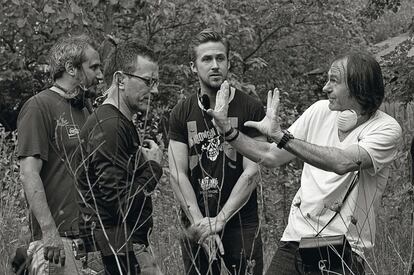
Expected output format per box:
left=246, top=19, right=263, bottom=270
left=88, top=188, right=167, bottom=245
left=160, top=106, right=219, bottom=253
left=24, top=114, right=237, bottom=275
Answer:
left=76, top=39, right=163, bottom=274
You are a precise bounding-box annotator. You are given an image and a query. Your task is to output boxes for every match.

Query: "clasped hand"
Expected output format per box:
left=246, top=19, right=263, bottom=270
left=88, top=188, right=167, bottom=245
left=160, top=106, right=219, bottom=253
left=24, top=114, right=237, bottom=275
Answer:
left=186, top=217, right=225, bottom=261
left=206, top=80, right=283, bottom=139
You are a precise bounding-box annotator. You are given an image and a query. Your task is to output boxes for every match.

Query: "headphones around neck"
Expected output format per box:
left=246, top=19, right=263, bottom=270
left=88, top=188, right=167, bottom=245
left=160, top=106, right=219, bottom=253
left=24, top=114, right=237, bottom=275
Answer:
left=199, top=94, right=210, bottom=111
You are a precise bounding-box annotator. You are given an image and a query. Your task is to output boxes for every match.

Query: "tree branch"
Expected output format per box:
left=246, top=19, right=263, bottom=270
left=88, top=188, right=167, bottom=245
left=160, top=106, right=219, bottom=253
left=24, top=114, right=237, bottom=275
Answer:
left=243, top=24, right=290, bottom=62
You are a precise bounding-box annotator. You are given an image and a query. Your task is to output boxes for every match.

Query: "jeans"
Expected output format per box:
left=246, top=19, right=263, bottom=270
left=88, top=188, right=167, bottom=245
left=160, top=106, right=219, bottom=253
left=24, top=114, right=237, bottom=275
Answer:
left=27, top=238, right=82, bottom=275
left=81, top=243, right=163, bottom=275
left=181, top=225, right=263, bottom=275
left=265, top=241, right=365, bottom=275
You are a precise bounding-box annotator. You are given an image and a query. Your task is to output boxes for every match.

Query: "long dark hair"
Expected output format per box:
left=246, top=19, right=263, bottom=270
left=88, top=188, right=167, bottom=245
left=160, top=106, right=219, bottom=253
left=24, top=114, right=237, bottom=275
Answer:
left=334, top=51, right=384, bottom=116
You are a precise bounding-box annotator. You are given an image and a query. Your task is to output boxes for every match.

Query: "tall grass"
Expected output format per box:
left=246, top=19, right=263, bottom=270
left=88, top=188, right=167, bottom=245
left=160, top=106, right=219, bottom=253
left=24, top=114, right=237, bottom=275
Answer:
left=0, top=101, right=413, bottom=275
left=0, top=127, right=30, bottom=274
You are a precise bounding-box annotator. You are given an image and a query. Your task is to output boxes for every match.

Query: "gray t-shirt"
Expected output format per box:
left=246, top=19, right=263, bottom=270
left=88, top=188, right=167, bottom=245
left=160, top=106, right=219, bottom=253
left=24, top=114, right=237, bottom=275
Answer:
left=17, top=89, right=88, bottom=240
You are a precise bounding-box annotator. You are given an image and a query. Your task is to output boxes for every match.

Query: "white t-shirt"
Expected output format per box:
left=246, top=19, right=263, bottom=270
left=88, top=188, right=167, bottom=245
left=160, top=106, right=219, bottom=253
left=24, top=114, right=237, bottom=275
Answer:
left=281, top=100, right=402, bottom=253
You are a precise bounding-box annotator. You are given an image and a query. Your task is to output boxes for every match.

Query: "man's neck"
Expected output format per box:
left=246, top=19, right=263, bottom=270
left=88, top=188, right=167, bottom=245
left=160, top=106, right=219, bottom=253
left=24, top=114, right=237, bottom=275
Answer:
left=199, top=86, right=218, bottom=109
left=53, top=79, right=78, bottom=97
left=103, top=88, right=133, bottom=120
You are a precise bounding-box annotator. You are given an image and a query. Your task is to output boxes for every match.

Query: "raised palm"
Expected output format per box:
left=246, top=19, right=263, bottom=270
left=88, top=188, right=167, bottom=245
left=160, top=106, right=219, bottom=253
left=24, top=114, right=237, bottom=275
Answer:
left=244, top=88, right=281, bottom=138
left=207, top=81, right=232, bottom=133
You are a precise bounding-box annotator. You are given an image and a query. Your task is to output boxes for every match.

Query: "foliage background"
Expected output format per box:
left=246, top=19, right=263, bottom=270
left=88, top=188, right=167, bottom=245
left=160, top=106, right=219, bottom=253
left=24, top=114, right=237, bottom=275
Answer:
left=1, top=0, right=414, bottom=274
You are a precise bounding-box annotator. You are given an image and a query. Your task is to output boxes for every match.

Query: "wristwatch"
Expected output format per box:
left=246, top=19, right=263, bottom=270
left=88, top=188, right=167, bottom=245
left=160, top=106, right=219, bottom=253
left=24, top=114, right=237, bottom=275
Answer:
left=276, top=130, right=294, bottom=149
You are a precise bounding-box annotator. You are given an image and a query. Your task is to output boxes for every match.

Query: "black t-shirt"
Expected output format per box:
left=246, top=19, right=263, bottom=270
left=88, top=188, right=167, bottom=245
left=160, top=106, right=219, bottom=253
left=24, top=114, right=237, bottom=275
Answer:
left=17, top=89, right=88, bottom=240
left=77, top=104, right=162, bottom=249
left=169, top=89, right=265, bottom=228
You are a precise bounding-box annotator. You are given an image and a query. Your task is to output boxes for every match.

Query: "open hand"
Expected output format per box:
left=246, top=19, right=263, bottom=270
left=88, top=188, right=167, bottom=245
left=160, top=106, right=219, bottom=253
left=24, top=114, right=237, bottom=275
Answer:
left=206, top=81, right=232, bottom=134
left=244, top=88, right=282, bottom=139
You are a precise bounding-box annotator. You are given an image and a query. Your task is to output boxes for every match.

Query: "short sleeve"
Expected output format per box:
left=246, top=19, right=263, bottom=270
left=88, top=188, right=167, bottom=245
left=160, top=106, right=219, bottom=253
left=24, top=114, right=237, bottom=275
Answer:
left=358, top=118, right=402, bottom=174
left=17, top=97, right=49, bottom=161
left=168, top=102, right=187, bottom=143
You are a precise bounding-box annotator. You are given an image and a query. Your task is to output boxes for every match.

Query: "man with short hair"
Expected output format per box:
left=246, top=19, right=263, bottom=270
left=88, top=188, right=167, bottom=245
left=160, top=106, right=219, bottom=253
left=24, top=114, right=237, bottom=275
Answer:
left=17, top=35, right=103, bottom=274
left=168, top=29, right=265, bottom=275
left=77, top=39, right=163, bottom=275
left=206, top=51, right=402, bottom=274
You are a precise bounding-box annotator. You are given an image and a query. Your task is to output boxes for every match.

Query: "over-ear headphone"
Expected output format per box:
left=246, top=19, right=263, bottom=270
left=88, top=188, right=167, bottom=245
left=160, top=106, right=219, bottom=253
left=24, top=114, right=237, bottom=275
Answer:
left=200, top=94, right=210, bottom=110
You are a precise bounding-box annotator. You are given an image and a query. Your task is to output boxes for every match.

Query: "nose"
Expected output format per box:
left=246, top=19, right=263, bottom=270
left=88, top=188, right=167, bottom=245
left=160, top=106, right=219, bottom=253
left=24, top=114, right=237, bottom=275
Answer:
left=211, top=58, right=219, bottom=69
left=96, top=69, right=104, bottom=82
left=322, top=81, right=331, bottom=94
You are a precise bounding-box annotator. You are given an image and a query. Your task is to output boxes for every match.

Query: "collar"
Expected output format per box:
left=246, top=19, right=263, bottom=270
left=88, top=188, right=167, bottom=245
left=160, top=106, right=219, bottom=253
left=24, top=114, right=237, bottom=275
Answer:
left=197, top=86, right=236, bottom=111
left=50, top=86, right=67, bottom=97
left=50, top=84, right=78, bottom=99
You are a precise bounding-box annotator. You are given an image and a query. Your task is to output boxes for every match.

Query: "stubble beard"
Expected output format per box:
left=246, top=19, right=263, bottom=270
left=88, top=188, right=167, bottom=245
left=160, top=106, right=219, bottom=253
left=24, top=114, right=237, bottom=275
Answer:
left=200, top=75, right=226, bottom=93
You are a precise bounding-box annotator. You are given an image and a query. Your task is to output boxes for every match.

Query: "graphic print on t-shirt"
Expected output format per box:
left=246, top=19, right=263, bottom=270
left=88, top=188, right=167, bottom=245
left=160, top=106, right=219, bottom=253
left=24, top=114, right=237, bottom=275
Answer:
left=187, top=121, right=222, bottom=201
left=201, top=135, right=221, bottom=161
left=55, top=114, right=81, bottom=140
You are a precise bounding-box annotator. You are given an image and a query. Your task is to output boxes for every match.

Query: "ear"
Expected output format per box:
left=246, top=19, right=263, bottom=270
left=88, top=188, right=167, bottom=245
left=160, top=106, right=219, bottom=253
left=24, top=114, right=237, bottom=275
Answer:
left=190, top=61, right=197, bottom=74
left=65, top=61, right=76, bottom=76
left=113, top=71, right=125, bottom=90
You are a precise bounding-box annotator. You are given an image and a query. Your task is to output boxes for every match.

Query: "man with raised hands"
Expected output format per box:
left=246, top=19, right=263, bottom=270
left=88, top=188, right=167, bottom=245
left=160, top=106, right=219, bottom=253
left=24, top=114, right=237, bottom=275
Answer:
left=204, top=51, right=402, bottom=274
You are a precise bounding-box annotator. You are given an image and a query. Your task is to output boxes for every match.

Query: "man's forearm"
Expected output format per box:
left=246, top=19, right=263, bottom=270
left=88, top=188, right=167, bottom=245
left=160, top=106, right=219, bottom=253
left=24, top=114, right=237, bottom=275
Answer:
left=228, top=131, right=294, bottom=168
left=230, top=132, right=269, bottom=163
left=283, top=138, right=362, bottom=174
left=216, top=168, right=257, bottom=224
left=21, top=171, right=58, bottom=233
left=170, top=173, right=204, bottom=224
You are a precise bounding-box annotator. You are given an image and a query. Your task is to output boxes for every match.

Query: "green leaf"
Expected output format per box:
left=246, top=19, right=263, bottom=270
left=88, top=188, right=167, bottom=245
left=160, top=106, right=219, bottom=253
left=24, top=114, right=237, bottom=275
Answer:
left=17, top=18, right=26, bottom=28
left=120, top=0, right=135, bottom=9
left=110, top=0, right=119, bottom=5
left=70, top=0, right=82, bottom=14
left=11, top=0, right=20, bottom=6
left=89, top=0, right=100, bottom=7
left=43, top=4, right=54, bottom=14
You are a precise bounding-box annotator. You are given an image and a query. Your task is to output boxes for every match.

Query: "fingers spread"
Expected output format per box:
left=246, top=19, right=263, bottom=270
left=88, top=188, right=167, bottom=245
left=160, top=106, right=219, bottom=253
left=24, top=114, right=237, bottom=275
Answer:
left=267, top=90, right=272, bottom=110
left=273, top=88, right=280, bottom=108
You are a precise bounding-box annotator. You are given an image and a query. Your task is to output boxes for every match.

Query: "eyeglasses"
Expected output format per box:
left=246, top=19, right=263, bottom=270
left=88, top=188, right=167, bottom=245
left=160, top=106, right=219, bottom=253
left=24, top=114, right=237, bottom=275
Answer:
left=123, top=72, right=159, bottom=88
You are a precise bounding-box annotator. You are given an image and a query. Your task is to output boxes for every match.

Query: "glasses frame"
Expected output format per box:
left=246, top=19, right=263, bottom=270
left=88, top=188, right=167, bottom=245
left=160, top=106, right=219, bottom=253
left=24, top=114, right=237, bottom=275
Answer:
left=122, top=72, right=159, bottom=88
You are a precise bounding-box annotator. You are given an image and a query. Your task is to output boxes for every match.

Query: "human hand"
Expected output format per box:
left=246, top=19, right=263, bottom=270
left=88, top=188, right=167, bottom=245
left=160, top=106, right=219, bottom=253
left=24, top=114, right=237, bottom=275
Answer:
left=206, top=80, right=232, bottom=134
left=193, top=217, right=225, bottom=244
left=42, top=229, right=65, bottom=266
left=200, top=234, right=225, bottom=261
left=244, top=88, right=282, bottom=140
left=141, top=139, right=163, bottom=164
